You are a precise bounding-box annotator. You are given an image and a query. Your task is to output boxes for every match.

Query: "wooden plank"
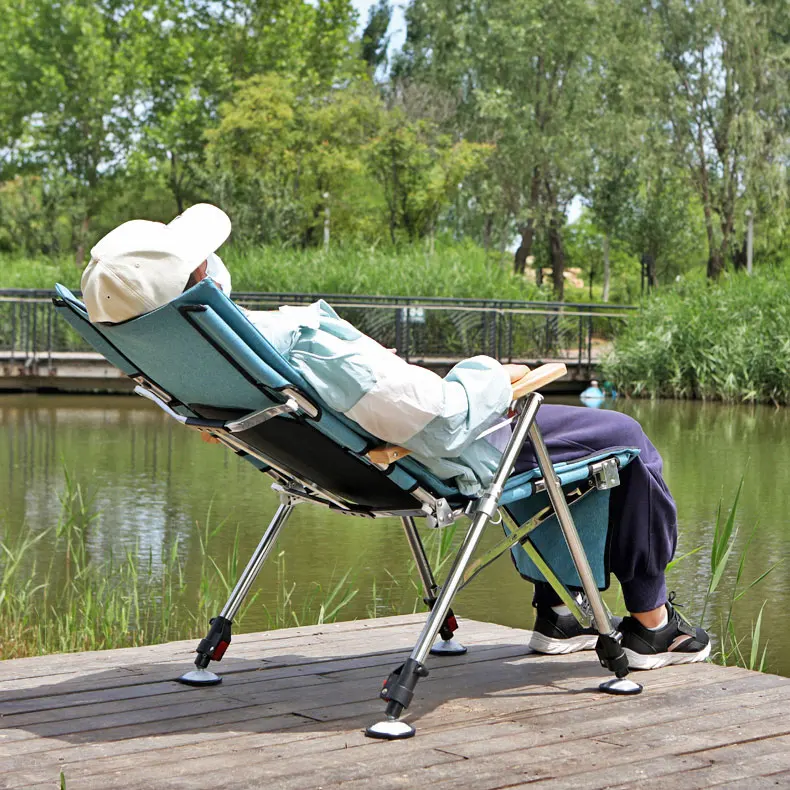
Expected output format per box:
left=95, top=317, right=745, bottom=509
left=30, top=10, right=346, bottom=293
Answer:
left=0, top=616, right=513, bottom=698
left=0, top=651, right=776, bottom=758
left=0, top=624, right=524, bottom=720
left=0, top=614, right=428, bottom=683
left=8, top=667, right=788, bottom=788
left=1, top=617, right=789, bottom=790
left=604, top=735, right=790, bottom=789
left=0, top=614, right=431, bottom=678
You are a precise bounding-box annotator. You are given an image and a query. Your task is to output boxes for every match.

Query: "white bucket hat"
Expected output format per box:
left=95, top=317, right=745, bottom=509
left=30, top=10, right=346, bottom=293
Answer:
left=81, top=203, right=232, bottom=323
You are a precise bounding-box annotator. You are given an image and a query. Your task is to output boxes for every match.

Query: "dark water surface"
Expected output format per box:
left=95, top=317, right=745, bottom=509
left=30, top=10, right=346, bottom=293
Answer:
left=2, top=394, right=788, bottom=675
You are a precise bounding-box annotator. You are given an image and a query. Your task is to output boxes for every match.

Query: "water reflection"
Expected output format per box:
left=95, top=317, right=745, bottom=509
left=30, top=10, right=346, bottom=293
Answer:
left=1, top=394, right=788, bottom=676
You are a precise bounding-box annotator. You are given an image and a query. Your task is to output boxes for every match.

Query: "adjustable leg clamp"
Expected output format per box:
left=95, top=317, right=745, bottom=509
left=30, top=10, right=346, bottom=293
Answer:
left=423, top=597, right=459, bottom=642
left=596, top=631, right=644, bottom=695
left=380, top=658, right=429, bottom=710
left=596, top=631, right=631, bottom=678
left=195, top=615, right=233, bottom=668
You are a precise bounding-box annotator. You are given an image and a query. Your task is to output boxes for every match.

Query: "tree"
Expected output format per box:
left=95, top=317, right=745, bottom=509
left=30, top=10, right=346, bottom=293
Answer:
left=361, top=0, right=393, bottom=73
left=654, top=0, right=790, bottom=279
left=366, top=110, right=491, bottom=243
left=399, top=0, right=603, bottom=299
left=205, top=75, right=383, bottom=245
left=0, top=0, right=153, bottom=263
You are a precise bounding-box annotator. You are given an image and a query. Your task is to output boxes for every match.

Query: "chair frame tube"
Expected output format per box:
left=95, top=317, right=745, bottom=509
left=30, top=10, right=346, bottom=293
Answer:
left=527, top=423, right=615, bottom=636
left=408, top=392, right=542, bottom=669
left=374, top=391, right=633, bottom=731
left=400, top=516, right=439, bottom=601
left=220, top=500, right=295, bottom=621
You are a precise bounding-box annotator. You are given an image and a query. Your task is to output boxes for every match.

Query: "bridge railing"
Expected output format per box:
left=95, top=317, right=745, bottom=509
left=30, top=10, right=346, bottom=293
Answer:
left=0, top=289, right=636, bottom=370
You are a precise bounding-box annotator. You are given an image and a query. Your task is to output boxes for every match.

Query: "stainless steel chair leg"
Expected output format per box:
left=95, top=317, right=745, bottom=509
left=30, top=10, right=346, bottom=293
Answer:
left=178, top=499, right=295, bottom=686
left=401, top=516, right=466, bottom=656
left=366, top=394, right=544, bottom=739
left=527, top=419, right=642, bottom=695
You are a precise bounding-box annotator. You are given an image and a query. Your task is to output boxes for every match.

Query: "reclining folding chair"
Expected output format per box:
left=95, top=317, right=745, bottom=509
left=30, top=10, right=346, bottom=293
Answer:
left=52, top=279, right=643, bottom=740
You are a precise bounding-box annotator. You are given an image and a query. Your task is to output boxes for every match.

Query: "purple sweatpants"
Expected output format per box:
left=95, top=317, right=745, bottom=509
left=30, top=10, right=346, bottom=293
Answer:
left=514, top=405, right=677, bottom=614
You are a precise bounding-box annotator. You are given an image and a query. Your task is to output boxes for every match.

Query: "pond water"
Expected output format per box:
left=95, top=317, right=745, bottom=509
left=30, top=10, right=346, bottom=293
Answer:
left=1, top=394, right=788, bottom=675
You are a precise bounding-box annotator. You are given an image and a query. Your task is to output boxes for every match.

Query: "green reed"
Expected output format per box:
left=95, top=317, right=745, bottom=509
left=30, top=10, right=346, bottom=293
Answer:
left=697, top=480, right=779, bottom=671
left=0, top=474, right=359, bottom=659
left=603, top=266, right=790, bottom=405
left=1, top=469, right=777, bottom=675
left=0, top=238, right=546, bottom=301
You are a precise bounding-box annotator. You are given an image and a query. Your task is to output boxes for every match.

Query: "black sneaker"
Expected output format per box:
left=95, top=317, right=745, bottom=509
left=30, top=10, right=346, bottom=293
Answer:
left=529, top=596, right=621, bottom=655
left=619, top=597, right=711, bottom=670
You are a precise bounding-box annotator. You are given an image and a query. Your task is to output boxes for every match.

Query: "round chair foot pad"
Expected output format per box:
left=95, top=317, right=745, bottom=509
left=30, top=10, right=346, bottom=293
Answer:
left=430, top=638, right=467, bottom=656
left=365, top=720, right=416, bottom=740
left=599, top=677, right=643, bottom=695
left=178, top=668, right=222, bottom=686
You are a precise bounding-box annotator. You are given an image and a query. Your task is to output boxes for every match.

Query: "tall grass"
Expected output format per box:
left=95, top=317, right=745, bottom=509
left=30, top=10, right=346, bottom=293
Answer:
left=0, top=474, right=359, bottom=659
left=603, top=266, right=790, bottom=404
left=1, top=239, right=547, bottom=300
left=697, top=480, right=780, bottom=671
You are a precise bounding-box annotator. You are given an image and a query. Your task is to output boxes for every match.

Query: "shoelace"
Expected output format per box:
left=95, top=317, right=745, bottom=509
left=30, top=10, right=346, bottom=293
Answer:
left=667, top=591, right=695, bottom=635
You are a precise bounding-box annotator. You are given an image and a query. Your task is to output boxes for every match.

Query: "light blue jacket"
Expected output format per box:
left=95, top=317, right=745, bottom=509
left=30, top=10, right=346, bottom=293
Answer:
left=245, top=300, right=512, bottom=495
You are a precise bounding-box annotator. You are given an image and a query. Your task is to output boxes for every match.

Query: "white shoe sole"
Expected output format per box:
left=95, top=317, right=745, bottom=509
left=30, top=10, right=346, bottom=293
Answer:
left=624, top=641, right=712, bottom=670
left=529, top=631, right=598, bottom=655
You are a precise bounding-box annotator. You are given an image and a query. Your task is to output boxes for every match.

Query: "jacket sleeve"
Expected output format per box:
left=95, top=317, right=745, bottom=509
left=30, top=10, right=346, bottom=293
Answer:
left=399, top=356, right=512, bottom=457
left=251, top=300, right=513, bottom=459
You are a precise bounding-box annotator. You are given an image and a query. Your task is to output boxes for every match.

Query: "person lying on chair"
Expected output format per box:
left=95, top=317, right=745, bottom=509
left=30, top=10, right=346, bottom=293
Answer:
left=80, top=203, right=711, bottom=671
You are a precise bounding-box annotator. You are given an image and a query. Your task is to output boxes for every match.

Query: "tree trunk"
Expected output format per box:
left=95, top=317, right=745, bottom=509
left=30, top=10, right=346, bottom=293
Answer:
left=483, top=214, right=494, bottom=252
left=647, top=252, right=657, bottom=288
left=169, top=151, right=185, bottom=214
left=707, top=247, right=724, bottom=280
left=74, top=216, right=91, bottom=268
left=513, top=222, right=534, bottom=274
left=602, top=233, right=611, bottom=302
left=697, top=141, right=723, bottom=280
left=549, top=215, right=565, bottom=301
left=701, top=194, right=723, bottom=279
left=323, top=192, right=330, bottom=251
left=732, top=238, right=747, bottom=271
left=514, top=168, right=541, bottom=274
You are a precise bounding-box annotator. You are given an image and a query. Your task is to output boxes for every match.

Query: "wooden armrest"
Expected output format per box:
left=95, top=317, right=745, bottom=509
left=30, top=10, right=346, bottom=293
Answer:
left=367, top=444, right=412, bottom=466
left=511, top=363, right=567, bottom=400
left=367, top=363, right=567, bottom=468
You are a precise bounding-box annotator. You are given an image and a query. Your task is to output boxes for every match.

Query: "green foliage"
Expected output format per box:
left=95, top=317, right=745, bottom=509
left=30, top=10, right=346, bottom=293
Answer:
left=1, top=239, right=544, bottom=300
left=0, top=472, right=359, bottom=658
left=1, top=0, right=790, bottom=294
left=225, top=238, right=540, bottom=298
left=603, top=266, right=790, bottom=404
left=699, top=482, right=778, bottom=670
left=564, top=213, right=643, bottom=304
left=361, top=0, right=393, bottom=72
left=0, top=0, right=153, bottom=259
left=653, top=0, right=790, bottom=279
left=205, top=75, right=384, bottom=245
left=366, top=111, right=492, bottom=242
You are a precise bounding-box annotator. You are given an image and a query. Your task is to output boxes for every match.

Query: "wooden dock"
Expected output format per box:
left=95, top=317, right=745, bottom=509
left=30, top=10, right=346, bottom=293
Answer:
left=1, top=614, right=789, bottom=789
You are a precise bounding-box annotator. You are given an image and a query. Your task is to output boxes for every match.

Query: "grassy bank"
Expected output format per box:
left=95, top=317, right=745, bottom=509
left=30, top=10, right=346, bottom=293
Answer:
left=0, top=239, right=551, bottom=301
left=0, top=476, right=362, bottom=659
left=603, top=266, right=790, bottom=405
